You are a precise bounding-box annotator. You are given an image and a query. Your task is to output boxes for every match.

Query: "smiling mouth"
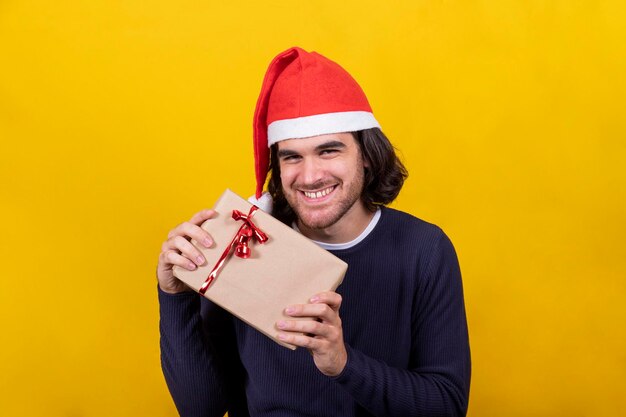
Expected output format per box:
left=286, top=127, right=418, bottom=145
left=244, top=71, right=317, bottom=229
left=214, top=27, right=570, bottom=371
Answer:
left=301, top=185, right=336, bottom=200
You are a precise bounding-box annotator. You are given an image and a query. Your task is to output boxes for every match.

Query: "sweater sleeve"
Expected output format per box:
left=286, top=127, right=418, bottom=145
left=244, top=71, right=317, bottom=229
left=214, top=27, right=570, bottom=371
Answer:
left=331, top=231, right=471, bottom=417
left=158, top=286, right=235, bottom=417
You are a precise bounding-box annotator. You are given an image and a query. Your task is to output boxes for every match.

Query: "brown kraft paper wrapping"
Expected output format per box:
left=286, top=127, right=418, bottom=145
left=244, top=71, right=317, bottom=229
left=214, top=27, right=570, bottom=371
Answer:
left=173, top=189, right=348, bottom=350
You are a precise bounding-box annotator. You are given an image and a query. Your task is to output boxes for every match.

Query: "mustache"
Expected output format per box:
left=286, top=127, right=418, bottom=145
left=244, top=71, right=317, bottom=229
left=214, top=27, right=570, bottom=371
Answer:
left=293, top=181, right=337, bottom=192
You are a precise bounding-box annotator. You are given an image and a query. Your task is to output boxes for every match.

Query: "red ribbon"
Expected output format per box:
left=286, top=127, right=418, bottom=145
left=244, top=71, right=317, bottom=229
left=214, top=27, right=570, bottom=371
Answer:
left=199, top=206, right=268, bottom=295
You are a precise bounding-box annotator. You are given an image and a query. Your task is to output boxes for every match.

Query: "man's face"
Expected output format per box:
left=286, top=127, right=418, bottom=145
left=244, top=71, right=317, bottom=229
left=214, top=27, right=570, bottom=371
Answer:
left=277, top=132, right=367, bottom=230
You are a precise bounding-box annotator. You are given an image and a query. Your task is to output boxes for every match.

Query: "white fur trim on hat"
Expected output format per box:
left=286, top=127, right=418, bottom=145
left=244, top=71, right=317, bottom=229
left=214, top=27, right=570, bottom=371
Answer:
left=247, top=191, right=273, bottom=214
left=267, top=111, right=380, bottom=146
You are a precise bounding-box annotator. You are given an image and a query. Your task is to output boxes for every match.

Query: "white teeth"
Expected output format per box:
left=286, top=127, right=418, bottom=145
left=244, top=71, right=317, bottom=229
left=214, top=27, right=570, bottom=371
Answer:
left=303, top=186, right=334, bottom=199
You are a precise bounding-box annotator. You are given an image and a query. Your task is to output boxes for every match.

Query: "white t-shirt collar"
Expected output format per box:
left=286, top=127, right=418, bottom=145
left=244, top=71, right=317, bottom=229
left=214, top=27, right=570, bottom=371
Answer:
left=292, top=208, right=381, bottom=250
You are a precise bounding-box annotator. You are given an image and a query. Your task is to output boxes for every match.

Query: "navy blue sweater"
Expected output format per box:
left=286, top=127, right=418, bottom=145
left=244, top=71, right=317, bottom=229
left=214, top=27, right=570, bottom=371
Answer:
left=159, top=207, right=471, bottom=416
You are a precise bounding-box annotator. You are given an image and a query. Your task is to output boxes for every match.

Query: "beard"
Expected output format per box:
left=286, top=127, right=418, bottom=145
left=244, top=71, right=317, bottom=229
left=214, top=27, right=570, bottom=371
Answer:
left=283, top=166, right=366, bottom=231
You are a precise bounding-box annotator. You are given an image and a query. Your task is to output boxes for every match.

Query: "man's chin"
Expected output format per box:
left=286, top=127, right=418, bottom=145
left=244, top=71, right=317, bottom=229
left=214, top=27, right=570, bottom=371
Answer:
left=294, top=210, right=341, bottom=231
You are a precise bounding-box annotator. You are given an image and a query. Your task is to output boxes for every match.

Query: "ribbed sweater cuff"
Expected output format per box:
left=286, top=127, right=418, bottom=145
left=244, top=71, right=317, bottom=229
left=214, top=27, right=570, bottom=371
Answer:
left=157, top=285, right=200, bottom=324
left=330, top=343, right=362, bottom=386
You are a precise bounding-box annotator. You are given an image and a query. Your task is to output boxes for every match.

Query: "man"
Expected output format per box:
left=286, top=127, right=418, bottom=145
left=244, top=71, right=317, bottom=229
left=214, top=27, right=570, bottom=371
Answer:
left=157, top=47, right=471, bottom=417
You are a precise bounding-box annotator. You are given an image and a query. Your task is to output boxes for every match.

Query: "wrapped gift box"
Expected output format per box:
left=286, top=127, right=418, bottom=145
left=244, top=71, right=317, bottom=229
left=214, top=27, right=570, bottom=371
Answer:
left=173, top=189, right=348, bottom=349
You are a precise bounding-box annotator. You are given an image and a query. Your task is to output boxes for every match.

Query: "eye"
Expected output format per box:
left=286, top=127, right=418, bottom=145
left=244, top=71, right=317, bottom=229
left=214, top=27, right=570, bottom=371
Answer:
left=281, top=154, right=301, bottom=163
left=320, top=149, right=339, bottom=156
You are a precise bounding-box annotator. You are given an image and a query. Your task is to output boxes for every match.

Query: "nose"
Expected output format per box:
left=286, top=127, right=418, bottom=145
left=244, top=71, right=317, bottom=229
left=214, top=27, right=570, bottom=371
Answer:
left=300, top=156, right=324, bottom=186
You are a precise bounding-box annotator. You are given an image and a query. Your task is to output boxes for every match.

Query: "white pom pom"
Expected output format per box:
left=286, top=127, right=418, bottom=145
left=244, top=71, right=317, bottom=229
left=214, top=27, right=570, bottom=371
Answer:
left=247, top=191, right=273, bottom=214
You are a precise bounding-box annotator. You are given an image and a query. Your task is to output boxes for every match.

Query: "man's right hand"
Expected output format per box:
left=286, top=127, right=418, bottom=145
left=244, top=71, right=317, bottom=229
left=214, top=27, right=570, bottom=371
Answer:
left=157, top=209, right=217, bottom=294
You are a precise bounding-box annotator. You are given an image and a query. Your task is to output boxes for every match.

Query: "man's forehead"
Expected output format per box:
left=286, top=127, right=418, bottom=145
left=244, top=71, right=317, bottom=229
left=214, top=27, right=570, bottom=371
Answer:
left=276, top=132, right=355, bottom=150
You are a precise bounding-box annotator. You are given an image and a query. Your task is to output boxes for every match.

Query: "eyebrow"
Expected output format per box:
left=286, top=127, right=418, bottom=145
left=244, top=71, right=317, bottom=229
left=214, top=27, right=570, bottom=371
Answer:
left=315, top=140, right=346, bottom=151
left=277, top=140, right=347, bottom=158
left=277, top=148, right=299, bottom=158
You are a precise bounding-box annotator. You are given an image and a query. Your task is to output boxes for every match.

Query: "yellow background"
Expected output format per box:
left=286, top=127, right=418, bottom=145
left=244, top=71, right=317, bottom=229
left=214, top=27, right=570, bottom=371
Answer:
left=1, top=1, right=625, bottom=416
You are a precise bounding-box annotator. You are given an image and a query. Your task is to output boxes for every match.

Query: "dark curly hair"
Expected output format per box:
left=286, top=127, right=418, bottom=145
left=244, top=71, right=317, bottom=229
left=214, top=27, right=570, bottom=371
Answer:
left=267, top=128, right=408, bottom=225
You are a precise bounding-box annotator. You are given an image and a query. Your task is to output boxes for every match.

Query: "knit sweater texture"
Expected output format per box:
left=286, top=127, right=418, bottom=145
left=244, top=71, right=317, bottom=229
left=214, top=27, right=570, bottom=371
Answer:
left=159, top=207, right=471, bottom=417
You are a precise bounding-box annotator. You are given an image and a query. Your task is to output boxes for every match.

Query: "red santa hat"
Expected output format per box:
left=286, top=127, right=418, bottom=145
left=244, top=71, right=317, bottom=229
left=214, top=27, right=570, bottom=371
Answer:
left=253, top=47, right=380, bottom=199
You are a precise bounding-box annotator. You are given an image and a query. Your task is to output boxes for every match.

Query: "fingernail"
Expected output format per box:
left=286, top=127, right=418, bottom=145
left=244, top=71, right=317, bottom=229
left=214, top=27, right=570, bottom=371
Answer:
left=285, top=307, right=295, bottom=314
left=196, top=255, right=205, bottom=264
left=203, top=238, right=212, bottom=247
left=310, top=296, right=320, bottom=303
left=277, top=321, right=286, bottom=329
left=278, top=333, right=287, bottom=341
left=187, top=262, right=196, bottom=270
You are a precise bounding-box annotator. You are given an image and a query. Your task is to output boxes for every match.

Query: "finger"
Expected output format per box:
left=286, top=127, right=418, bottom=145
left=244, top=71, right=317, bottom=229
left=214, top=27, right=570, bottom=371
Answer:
left=189, top=209, right=216, bottom=225
left=285, top=303, right=338, bottom=324
left=276, top=319, right=331, bottom=338
left=277, top=332, right=325, bottom=350
left=167, top=222, right=214, bottom=248
left=309, top=291, right=342, bottom=312
left=168, top=235, right=207, bottom=266
left=160, top=250, right=198, bottom=271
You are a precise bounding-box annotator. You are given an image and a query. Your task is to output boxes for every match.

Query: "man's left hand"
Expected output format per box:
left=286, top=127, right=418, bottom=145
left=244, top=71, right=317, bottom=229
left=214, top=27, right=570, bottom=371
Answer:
left=276, top=291, right=347, bottom=377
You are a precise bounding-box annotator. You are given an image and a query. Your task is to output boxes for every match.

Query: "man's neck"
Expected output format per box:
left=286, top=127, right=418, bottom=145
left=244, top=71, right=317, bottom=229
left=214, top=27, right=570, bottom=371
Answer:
left=296, top=201, right=376, bottom=244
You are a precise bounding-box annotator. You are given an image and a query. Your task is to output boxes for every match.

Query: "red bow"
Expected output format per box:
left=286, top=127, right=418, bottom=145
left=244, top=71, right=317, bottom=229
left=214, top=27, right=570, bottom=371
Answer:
left=199, top=206, right=268, bottom=295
